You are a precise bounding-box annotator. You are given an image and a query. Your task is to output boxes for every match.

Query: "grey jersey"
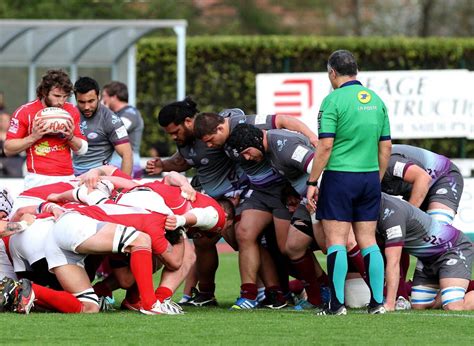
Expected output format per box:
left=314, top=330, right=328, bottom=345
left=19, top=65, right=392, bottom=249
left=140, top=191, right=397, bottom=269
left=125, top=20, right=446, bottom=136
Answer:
left=73, top=104, right=129, bottom=175
left=382, top=144, right=454, bottom=199
left=178, top=140, right=245, bottom=198
left=377, top=193, right=461, bottom=259
left=266, top=129, right=314, bottom=196
left=225, top=114, right=285, bottom=188
left=116, top=105, right=144, bottom=154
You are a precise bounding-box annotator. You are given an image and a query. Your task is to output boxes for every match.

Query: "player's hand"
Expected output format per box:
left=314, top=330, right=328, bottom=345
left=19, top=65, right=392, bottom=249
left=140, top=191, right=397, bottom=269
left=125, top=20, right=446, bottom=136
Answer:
left=306, top=185, right=319, bottom=214
left=145, top=157, right=163, bottom=175
left=21, top=213, right=36, bottom=226
left=309, top=135, right=318, bottom=148
left=180, top=184, right=196, bottom=202
left=165, top=215, right=178, bottom=230
left=51, top=207, right=65, bottom=220
left=79, top=169, right=101, bottom=192
left=62, top=118, right=74, bottom=141
left=31, top=116, right=49, bottom=140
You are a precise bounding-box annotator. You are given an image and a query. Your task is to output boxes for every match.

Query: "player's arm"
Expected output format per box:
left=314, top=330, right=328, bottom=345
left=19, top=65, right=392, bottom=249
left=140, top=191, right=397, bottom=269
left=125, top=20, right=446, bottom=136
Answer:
left=274, top=115, right=318, bottom=147
left=384, top=245, right=402, bottom=311
left=378, top=139, right=392, bottom=181
left=114, top=142, right=133, bottom=176
left=162, top=171, right=196, bottom=201
left=146, top=151, right=191, bottom=175
left=403, top=165, right=432, bottom=208
left=4, top=117, right=48, bottom=156
left=158, top=237, right=185, bottom=271
left=0, top=216, right=35, bottom=237
left=165, top=206, right=219, bottom=231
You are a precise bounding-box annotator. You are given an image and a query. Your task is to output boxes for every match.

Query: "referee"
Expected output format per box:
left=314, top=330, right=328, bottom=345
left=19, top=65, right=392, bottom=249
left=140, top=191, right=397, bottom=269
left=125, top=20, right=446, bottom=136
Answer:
left=306, top=50, right=392, bottom=315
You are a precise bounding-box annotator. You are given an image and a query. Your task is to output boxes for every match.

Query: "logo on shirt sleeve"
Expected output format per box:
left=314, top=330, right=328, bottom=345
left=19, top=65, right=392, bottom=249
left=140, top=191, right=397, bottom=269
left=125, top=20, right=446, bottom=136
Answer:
left=393, top=161, right=406, bottom=178
left=254, top=114, right=267, bottom=125
left=115, top=126, right=128, bottom=139
left=385, top=225, right=403, bottom=240
left=291, top=145, right=309, bottom=163
left=317, top=110, right=323, bottom=130
left=8, top=118, right=19, bottom=134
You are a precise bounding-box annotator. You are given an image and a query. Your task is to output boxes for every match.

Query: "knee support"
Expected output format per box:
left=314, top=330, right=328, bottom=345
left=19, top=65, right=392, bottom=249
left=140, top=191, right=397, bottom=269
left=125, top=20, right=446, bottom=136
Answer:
left=427, top=209, right=455, bottom=225
left=112, top=225, right=140, bottom=253
left=74, top=288, right=99, bottom=307
left=411, top=285, right=438, bottom=305
left=441, top=286, right=466, bottom=307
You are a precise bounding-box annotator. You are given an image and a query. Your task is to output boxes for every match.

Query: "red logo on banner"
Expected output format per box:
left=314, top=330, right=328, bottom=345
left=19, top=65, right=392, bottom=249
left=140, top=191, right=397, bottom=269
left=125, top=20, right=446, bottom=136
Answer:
left=273, top=79, right=313, bottom=117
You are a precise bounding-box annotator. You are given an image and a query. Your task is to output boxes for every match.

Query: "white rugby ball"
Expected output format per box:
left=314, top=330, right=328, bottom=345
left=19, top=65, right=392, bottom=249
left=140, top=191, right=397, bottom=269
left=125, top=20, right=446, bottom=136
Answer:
left=38, top=107, right=72, bottom=134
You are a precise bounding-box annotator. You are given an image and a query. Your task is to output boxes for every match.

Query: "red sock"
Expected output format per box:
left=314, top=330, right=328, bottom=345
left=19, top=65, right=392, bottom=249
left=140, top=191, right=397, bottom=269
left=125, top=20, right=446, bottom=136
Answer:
left=125, top=283, right=140, bottom=304
left=240, top=283, right=258, bottom=300
left=468, top=280, right=474, bottom=292
left=155, top=286, right=173, bottom=302
left=93, top=280, right=113, bottom=298
left=290, top=252, right=322, bottom=305
left=348, top=245, right=368, bottom=284
left=32, top=283, right=82, bottom=313
left=130, top=247, right=155, bottom=310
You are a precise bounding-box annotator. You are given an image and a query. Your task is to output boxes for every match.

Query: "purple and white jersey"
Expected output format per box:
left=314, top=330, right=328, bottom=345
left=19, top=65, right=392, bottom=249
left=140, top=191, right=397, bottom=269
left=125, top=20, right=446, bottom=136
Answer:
left=377, top=193, right=461, bottom=259
left=382, top=144, right=454, bottom=199
left=225, top=114, right=285, bottom=188
left=266, top=129, right=314, bottom=196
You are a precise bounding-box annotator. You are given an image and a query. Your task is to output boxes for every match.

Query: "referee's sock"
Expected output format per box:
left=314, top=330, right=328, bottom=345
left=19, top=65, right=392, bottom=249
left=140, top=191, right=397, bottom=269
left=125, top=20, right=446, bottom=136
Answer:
left=362, top=244, right=385, bottom=306
left=327, top=244, right=348, bottom=310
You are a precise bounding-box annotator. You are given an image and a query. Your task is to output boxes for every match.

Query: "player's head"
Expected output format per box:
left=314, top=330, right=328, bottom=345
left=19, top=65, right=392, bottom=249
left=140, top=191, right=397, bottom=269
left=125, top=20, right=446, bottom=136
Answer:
left=0, top=187, right=14, bottom=219
left=36, top=69, right=73, bottom=108
left=216, top=197, right=236, bottom=233
left=102, top=81, right=128, bottom=111
left=226, top=123, right=265, bottom=162
left=194, top=112, right=228, bottom=148
left=158, top=96, right=198, bottom=146
left=74, top=77, right=100, bottom=118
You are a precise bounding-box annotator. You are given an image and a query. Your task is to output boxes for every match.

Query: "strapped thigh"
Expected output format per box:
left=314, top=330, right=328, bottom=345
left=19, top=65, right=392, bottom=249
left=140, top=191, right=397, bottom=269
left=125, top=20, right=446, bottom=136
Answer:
left=112, top=225, right=140, bottom=253
left=411, top=285, right=438, bottom=305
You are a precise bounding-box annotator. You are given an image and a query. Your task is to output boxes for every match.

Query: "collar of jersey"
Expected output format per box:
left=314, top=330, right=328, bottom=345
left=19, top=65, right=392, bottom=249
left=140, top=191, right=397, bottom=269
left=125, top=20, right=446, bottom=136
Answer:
left=340, top=80, right=362, bottom=88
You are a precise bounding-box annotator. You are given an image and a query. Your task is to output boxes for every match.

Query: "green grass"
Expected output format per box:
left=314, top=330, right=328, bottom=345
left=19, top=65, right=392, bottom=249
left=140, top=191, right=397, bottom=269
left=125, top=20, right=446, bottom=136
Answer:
left=1, top=253, right=474, bottom=345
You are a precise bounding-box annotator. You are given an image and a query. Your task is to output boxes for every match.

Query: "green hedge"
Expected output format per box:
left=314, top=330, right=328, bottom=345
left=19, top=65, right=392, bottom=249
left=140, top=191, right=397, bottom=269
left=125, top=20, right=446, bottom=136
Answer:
left=136, top=36, right=474, bottom=158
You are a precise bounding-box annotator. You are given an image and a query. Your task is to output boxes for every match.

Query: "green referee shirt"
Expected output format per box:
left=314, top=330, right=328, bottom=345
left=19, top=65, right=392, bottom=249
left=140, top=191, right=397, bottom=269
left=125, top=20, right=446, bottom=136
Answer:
left=318, top=80, right=391, bottom=172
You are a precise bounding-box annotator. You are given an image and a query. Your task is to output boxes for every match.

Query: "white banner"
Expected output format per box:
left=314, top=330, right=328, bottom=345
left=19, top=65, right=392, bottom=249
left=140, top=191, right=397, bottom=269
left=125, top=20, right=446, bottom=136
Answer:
left=256, top=70, right=474, bottom=139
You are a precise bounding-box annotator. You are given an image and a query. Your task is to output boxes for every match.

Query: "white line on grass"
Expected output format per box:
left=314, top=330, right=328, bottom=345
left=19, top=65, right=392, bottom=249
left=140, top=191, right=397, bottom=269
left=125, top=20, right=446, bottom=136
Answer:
left=351, top=310, right=474, bottom=318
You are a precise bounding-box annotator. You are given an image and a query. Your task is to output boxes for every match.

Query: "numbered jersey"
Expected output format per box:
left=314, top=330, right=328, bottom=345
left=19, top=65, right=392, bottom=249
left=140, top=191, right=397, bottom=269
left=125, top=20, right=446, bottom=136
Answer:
left=377, top=193, right=460, bottom=259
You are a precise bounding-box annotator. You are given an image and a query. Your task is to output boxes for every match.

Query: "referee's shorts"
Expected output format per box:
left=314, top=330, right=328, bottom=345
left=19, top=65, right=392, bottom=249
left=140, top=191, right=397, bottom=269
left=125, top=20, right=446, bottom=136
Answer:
left=316, top=170, right=380, bottom=222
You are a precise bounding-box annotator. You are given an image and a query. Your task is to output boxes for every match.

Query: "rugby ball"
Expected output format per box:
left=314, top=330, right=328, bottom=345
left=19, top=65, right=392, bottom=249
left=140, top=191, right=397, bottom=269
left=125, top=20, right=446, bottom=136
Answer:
left=38, top=107, right=72, bottom=134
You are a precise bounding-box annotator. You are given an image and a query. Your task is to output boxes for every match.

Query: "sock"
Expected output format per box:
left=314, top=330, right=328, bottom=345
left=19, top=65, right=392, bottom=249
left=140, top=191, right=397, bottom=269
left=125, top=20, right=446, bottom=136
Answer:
left=265, top=285, right=286, bottom=303
left=468, top=280, right=474, bottom=292
left=290, top=252, right=322, bottom=305
left=125, top=283, right=140, bottom=304
left=240, top=283, right=258, bottom=300
left=347, top=245, right=368, bottom=283
left=396, top=252, right=410, bottom=299
left=362, top=244, right=385, bottom=306
left=256, top=286, right=266, bottom=302
left=93, top=280, right=113, bottom=298
left=130, top=247, right=155, bottom=310
left=316, top=271, right=330, bottom=286
left=327, top=244, right=348, bottom=309
left=155, top=286, right=173, bottom=302
left=198, top=282, right=216, bottom=297
left=32, top=283, right=82, bottom=313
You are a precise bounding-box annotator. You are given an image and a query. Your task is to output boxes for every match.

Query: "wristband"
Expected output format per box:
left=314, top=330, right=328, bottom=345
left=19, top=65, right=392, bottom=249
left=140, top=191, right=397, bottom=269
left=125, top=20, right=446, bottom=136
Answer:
left=306, top=180, right=318, bottom=186
left=175, top=215, right=187, bottom=228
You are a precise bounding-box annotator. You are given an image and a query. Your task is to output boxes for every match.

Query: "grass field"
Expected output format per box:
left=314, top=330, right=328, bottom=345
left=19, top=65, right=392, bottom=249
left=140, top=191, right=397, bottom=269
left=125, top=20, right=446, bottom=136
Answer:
left=1, top=253, right=474, bottom=345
